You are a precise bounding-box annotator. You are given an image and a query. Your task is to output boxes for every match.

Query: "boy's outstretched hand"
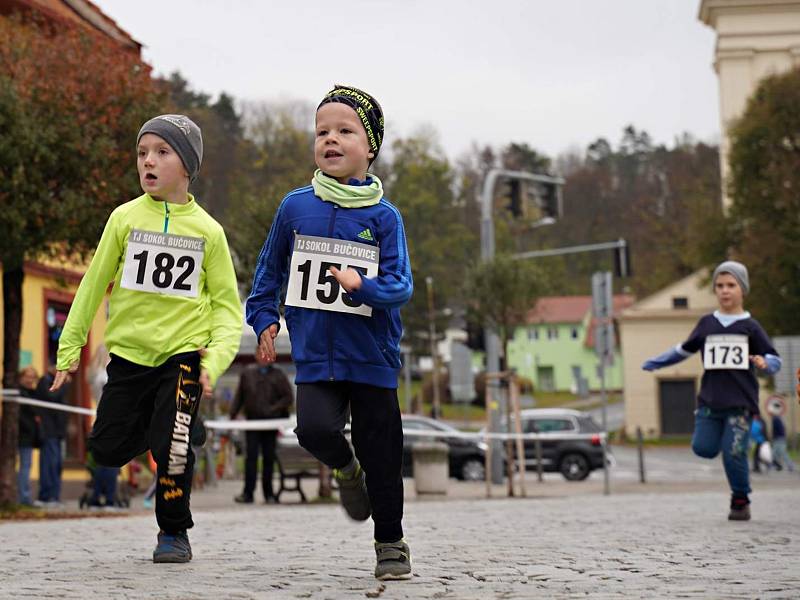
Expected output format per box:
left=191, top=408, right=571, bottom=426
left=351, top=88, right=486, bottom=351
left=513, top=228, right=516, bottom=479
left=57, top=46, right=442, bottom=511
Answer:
left=329, top=266, right=362, bottom=293
left=258, top=323, right=279, bottom=364
left=50, top=361, right=78, bottom=392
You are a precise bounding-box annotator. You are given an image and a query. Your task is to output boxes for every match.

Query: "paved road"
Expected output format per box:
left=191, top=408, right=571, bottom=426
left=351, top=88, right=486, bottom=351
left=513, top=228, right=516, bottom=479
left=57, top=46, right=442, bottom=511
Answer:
left=2, top=482, right=798, bottom=599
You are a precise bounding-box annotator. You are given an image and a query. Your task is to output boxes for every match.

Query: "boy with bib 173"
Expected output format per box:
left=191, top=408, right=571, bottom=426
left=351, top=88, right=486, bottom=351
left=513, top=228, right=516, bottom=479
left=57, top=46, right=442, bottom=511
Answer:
left=642, top=261, right=780, bottom=521
left=50, top=115, right=242, bottom=562
left=246, top=84, right=413, bottom=580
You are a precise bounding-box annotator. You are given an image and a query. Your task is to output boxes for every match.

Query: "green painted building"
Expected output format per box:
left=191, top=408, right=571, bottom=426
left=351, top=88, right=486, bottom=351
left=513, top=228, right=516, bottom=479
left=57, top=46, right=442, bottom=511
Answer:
left=506, top=295, right=634, bottom=393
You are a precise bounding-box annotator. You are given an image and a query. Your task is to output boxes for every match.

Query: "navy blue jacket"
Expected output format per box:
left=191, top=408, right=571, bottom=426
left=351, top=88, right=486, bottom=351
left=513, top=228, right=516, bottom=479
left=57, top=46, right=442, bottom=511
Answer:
left=246, top=185, right=413, bottom=388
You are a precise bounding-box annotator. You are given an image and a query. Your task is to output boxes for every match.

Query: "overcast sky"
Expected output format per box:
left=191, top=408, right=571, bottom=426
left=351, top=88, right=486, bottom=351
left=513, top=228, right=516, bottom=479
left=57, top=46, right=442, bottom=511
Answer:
left=95, top=0, right=720, bottom=160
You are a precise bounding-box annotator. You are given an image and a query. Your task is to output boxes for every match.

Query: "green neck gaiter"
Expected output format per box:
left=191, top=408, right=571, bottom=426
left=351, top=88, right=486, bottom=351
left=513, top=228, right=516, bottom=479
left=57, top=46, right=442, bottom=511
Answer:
left=311, top=169, right=383, bottom=208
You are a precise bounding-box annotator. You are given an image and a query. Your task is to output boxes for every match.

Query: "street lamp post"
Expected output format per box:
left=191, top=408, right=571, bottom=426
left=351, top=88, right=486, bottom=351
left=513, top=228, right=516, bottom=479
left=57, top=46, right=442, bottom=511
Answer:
left=425, top=275, right=441, bottom=419
left=479, top=168, right=564, bottom=484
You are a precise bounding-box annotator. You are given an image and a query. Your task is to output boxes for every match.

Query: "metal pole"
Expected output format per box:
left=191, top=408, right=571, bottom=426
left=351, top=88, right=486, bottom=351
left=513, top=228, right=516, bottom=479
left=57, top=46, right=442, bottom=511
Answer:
left=790, top=346, right=797, bottom=449
left=513, top=239, right=628, bottom=261
left=403, top=347, right=412, bottom=414
left=425, top=276, right=441, bottom=419
left=479, top=168, right=564, bottom=484
left=480, top=168, right=504, bottom=484
left=601, top=362, right=610, bottom=496
left=637, top=426, right=646, bottom=484
left=510, top=376, right=527, bottom=497
left=535, top=436, right=544, bottom=483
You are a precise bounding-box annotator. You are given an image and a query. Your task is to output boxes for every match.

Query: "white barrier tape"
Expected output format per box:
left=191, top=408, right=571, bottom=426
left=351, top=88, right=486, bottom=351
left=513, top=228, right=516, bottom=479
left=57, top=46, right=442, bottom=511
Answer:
left=3, top=389, right=607, bottom=442
left=205, top=417, right=605, bottom=442
left=204, top=418, right=294, bottom=431
left=400, top=429, right=606, bottom=442
left=2, top=393, right=97, bottom=417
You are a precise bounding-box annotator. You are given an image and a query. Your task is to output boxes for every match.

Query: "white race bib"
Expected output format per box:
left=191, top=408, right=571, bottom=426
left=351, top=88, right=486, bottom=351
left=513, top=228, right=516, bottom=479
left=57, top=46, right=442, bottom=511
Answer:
left=703, top=334, right=749, bottom=370
left=285, top=234, right=379, bottom=316
left=120, top=229, right=205, bottom=298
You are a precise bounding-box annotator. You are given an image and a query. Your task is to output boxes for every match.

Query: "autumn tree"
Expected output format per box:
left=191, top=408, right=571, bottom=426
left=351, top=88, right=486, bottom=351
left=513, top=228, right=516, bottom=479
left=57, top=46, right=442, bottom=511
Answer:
left=0, top=14, right=164, bottom=506
left=382, top=132, right=476, bottom=352
left=224, top=100, right=316, bottom=289
left=464, top=254, right=544, bottom=367
left=164, top=73, right=248, bottom=219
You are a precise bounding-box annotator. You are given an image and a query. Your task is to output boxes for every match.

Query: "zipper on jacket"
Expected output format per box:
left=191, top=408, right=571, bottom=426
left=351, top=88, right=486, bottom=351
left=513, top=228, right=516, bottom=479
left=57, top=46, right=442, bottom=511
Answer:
left=163, top=202, right=170, bottom=233
left=326, top=205, right=338, bottom=380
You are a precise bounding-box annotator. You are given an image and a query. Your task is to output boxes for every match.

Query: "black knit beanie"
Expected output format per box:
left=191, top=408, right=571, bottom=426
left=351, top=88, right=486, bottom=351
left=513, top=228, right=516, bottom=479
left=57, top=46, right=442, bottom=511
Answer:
left=318, top=84, right=384, bottom=164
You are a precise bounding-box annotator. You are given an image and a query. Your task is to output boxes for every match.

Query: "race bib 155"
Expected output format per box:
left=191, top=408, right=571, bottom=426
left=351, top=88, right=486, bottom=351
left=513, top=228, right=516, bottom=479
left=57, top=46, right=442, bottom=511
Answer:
left=285, top=234, right=379, bottom=316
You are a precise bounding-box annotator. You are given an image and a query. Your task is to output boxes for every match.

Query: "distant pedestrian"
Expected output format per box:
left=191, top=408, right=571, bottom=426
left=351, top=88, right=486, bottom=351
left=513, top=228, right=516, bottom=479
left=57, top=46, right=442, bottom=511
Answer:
left=36, top=364, right=69, bottom=506
left=229, top=352, right=293, bottom=504
left=750, top=414, right=769, bottom=473
left=769, top=410, right=795, bottom=472
left=16, top=366, right=41, bottom=506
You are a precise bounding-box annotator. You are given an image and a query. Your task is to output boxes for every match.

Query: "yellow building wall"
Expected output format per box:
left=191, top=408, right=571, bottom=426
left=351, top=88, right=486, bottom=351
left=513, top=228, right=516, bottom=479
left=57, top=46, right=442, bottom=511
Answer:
left=620, top=270, right=718, bottom=439
left=1, top=261, right=107, bottom=383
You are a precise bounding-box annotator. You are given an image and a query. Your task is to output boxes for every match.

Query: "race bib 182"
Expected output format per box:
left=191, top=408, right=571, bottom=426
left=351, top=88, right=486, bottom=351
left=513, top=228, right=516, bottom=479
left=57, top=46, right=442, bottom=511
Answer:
left=120, top=229, right=205, bottom=298
left=703, top=334, right=749, bottom=370
left=285, top=234, right=379, bottom=316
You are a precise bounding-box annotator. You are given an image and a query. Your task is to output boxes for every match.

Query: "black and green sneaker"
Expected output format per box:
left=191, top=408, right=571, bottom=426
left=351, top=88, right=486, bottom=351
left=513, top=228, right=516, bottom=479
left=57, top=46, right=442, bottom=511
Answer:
left=374, top=539, right=412, bottom=580
left=153, top=530, right=192, bottom=563
left=333, top=461, right=371, bottom=521
left=728, top=495, right=751, bottom=521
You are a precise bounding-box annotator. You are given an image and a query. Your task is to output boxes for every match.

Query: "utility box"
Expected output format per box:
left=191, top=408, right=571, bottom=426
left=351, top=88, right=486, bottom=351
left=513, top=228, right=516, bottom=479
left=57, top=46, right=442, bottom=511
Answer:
left=412, top=441, right=449, bottom=495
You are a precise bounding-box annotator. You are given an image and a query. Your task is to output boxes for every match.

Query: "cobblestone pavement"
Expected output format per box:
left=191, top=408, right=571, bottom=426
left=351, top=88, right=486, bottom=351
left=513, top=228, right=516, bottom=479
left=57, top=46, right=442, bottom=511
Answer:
left=2, top=484, right=799, bottom=599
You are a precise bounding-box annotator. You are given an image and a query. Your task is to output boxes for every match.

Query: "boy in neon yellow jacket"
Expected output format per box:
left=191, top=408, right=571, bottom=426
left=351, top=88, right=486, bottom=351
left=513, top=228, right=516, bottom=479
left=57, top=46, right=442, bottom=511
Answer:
left=51, top=115, right=242, bottom=563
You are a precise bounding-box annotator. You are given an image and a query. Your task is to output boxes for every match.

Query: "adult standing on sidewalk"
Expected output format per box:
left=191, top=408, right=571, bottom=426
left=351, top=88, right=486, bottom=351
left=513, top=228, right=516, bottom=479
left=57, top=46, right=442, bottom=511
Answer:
left=229, top=352, right=293, bottom=504
left=17, top=366, right=41, bottom=506
left=36, top=364, right=69, bottom=506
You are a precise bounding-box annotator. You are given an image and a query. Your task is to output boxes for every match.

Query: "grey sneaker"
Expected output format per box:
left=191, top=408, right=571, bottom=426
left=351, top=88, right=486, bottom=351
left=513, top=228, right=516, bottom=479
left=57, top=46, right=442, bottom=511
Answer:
left=333, top=462, right=371, bottom=521
left=374, top=540, right=412, bottom=580
left=153, top=530, right=192, bottom=563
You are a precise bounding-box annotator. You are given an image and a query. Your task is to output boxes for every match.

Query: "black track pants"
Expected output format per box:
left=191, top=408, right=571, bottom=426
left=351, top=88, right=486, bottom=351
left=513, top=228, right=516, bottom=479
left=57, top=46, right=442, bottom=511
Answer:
left=88, top=352, right=201, bottom=533
left=294, top=381, right=404, bottom=543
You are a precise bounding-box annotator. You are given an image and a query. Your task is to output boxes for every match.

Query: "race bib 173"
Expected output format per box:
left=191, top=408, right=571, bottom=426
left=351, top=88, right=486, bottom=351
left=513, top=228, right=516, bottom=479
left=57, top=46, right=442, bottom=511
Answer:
left=285, top=234, right=379, bottom=316
left=120, top=229, right=205, bottom=298
left=703, top=334, right=749, bottom=370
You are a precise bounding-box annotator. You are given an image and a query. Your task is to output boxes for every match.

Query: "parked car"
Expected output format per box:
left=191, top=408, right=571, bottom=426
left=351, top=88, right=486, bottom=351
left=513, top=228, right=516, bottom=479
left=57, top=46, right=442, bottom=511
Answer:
left=513, top=408, right=608, bottom=481
left=401, top=415, right=486, bottom=481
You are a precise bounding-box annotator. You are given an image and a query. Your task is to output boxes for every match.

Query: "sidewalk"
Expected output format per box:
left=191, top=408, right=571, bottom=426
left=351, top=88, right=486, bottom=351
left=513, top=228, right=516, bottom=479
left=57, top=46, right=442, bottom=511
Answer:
left=1, top=484, right=798, bottom=599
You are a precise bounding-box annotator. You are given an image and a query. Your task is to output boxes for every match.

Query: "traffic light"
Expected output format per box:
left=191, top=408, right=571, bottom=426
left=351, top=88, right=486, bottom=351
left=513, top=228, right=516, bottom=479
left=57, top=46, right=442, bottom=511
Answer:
left=614, top=241, right=632, bottom=278
left=539, top=181, right=562, bottom=219
left=505, top=179, right=523, bottom=218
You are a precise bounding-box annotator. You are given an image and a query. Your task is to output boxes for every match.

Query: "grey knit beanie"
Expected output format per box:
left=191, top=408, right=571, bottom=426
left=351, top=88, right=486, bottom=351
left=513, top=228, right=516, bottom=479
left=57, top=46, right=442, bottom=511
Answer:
left=137, top=114, right=203, bottom=182
left=712, top=260, right=750, bottom=295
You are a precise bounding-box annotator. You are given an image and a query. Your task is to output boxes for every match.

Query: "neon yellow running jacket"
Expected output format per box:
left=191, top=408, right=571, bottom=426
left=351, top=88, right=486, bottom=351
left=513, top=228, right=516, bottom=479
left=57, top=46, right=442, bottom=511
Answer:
left=57, top=193, right=242, bottom=385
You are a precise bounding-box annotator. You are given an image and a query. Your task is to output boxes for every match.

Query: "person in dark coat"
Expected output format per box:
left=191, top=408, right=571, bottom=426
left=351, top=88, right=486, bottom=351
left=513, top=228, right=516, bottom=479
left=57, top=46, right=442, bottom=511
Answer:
left=36, top=364, right=70, bottom=505
left=229, top=353, right=293, bottom=503
left=17, top=366, right=41, bottom=506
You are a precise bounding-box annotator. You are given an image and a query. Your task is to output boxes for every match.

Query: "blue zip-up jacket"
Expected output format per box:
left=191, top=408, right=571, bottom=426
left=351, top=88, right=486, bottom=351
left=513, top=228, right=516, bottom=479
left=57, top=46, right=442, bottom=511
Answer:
left=246, top=184, right=413, bottom=388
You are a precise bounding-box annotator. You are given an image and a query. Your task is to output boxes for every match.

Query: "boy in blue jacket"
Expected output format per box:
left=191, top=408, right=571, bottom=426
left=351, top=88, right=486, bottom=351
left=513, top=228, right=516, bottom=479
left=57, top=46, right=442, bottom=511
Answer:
left=247, top=84, right=413, bottom=580
left=642, top=261, right=780, bottom=521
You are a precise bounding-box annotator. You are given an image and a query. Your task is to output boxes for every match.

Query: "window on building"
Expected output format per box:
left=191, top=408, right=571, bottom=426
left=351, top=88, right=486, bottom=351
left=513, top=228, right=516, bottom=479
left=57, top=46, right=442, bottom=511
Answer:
left=570, top=327, right=579, bottom=339
left=528, top=327, right=539, bottom=341
left=672, top=296, right=689, bottom=309
left=547, top=327, right=559, bottom=340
